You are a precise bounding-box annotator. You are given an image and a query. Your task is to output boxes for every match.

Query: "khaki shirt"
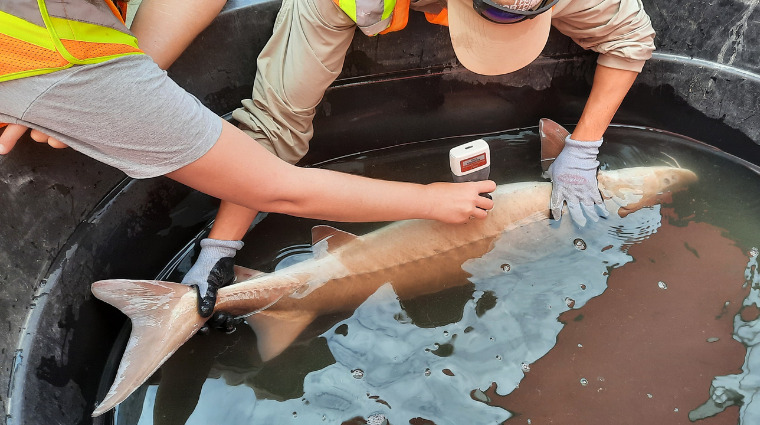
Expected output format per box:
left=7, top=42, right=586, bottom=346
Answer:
left=232, top=0, right=656, bottom=164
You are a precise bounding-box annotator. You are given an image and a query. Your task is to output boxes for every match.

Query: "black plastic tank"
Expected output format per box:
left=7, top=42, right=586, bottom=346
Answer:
left=2, top=0, right=759, bottom=423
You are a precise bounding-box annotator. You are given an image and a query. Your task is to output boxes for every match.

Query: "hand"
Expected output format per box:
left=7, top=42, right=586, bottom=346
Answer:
left=546, top=136, right=609, bottom=226
left=182, top=238, right=244, bottom=317
left=199, top=311, right=245, bottom=334
left=0, top=124, right=68, bottom=154
left=426, top=180, right=497, bottom=224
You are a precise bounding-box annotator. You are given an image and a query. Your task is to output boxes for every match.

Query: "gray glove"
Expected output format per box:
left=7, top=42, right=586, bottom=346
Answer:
left=182, top=238, right=243, bottom=317
left=546, top=136, right=609, bottom=226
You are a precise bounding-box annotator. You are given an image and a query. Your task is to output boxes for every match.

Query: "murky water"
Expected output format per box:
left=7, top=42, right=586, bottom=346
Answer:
left=109, top=125, right=760, bottom=425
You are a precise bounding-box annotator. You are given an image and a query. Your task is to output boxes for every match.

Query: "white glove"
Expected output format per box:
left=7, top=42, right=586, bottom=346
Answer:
left=547, top=135, right=609, bottom=226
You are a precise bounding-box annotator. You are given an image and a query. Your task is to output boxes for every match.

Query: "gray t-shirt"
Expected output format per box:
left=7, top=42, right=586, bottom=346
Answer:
left=0, top=54, right=221, bottom=179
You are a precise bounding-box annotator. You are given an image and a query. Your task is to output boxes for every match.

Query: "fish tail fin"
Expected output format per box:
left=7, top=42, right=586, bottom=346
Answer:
left=246, top=310, right=319, bottom=362
left=90, top=279, right=205, bottom=417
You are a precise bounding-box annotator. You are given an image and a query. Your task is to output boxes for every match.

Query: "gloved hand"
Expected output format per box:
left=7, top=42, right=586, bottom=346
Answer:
left=182, top=238, right=243, bottom=318
left=546, top=135, right=609, bottom=226
left=199, top=311, right=245, bottom=335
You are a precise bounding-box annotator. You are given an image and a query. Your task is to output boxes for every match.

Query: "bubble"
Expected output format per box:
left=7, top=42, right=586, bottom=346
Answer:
left=367, top=413, right=388, bottom=425
left=647, top=393, right=653, bottom=399
left=424, top=368, right=431, bottom=377
left=443, top=330, right=450, bottom=337
left=292, top=412, right=298, bottom=418
left=521, top=362, right=531, bottom=373
left=580, top=378, right=588, bottom=386
left=751, top=247, right=759, bottom=258
left=580, top=284, right=587, bottom=290
left=565, top=297, right=576, bottom=308
left=713, top=387, right=728, bottom=403
left=674, top=408, right=679, bottom=412
left=501, top=263, right=511, bottom=272
left=578, top=343, right=583, bottom=348
left=351, top=369, right=365, bottom=379
left=573, top=239, right=587, bottom=250
left=496, top=355, right=502, bottom=360
left=658, top=281, right=668, bottom=290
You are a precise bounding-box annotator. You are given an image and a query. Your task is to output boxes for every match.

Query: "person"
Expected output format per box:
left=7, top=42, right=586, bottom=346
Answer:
left=0, top=0, right=496, bottom=318
left=170, top=0, right=656, bottom=313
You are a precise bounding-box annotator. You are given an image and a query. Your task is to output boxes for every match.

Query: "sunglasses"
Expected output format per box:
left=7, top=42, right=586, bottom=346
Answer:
left=472, top=0, right=558, bottom=24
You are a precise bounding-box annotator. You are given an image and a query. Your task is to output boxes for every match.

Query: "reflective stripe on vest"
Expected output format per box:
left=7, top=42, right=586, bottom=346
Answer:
left=334, top=0, right=395, bottom=35
left=333, top=0, right=447, bottom=36
left=0, top=0, right=142, bottom=82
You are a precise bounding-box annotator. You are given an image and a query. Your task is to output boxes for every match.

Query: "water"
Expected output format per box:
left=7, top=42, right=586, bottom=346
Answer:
left=111, top=125, right=760, bottom=425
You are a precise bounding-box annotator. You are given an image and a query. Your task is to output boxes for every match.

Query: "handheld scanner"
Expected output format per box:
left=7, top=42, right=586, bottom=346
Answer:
left=449, top=139, right=493, bottom=206
left=449, top=139, right=490, bottom=183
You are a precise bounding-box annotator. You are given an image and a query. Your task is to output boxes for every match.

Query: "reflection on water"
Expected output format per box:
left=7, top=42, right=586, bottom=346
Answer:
left=114, top=126, right=760, bottom=425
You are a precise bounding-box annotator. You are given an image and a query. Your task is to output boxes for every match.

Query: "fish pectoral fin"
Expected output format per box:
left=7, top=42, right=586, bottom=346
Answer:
left=234, top=265, right=267, bottom=282
left=246, top=310, right=319, bottom=362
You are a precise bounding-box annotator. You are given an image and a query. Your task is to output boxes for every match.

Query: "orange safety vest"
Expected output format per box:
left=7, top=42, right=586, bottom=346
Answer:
left=333, top=0, right=448, bottom=36
left=0, top=0, right=143, bottom=83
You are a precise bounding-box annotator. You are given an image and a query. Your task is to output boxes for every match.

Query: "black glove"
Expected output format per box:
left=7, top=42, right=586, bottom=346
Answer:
left=182, top=238, right=243, bottom=317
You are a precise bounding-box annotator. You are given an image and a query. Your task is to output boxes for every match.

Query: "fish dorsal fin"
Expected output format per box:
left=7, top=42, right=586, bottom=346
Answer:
left=539, top=118, right=570, bottom=172
left=311, top=225, right=358, bottom=254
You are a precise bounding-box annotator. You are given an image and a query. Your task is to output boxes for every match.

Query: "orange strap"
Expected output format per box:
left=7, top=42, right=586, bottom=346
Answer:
left=0, top=123, right=8, bottom=129
left=106, top=0, right=128, bottom=25
left=0, top=32, right=141, bottom=78
left=379, top=0, right=411, bottom=34
left=0, top=32, right=69, bottom=77
left=425, top=8, right=448, bottom=26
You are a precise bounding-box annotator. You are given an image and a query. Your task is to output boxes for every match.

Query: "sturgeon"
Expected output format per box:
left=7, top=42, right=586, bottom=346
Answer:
left=90, top=133, right=698, bottom=417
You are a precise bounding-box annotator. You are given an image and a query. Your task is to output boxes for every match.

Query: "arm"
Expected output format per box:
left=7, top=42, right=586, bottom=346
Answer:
left=129, top=0, right=253, bottom=242
left=168, top=120, right=496, bottom=224
left=129, top=0, right=227, bottom=70
left=571, top=64, right=638, bottom=141
left=547, top=64, right=639, bottom=226
left=203, top=0, right=356, bottom=241
left=547, top=0, right=654, bottom=225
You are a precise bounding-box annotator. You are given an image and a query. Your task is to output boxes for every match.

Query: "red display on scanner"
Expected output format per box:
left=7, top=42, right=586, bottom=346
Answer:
left=460, top=153, right=488, bottom=172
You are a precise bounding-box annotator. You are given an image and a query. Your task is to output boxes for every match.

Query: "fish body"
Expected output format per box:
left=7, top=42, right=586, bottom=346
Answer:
left=90, top=165, right=697, bottom=416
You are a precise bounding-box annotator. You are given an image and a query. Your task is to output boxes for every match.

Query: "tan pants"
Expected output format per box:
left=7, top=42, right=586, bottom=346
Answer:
left=231, top=0, right=356, bottom=164
left=231, top=0, right=655, bottom=164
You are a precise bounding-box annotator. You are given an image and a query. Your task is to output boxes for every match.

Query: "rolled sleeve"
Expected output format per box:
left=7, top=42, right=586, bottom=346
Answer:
left=551, top=0, right=656, bottom=72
